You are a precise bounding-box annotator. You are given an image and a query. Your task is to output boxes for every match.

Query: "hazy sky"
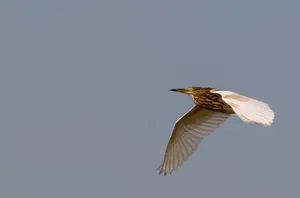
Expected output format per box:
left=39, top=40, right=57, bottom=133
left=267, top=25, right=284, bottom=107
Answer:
left=1, top=0, right=299, bottom=197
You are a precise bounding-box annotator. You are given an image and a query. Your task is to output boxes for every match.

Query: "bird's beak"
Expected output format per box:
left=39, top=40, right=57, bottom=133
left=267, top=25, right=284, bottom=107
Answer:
left=170, top=88, right=187, bottom=93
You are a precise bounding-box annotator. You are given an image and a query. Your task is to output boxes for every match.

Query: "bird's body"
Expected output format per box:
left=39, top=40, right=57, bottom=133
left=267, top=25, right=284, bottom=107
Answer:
left=189, top=87, right=234, bottom=113
left=157, top=87, right=275, bottom=176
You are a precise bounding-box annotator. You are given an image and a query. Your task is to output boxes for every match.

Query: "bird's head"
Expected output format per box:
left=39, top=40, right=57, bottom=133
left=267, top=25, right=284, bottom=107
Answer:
left=170, top=87, right=201, bottom=95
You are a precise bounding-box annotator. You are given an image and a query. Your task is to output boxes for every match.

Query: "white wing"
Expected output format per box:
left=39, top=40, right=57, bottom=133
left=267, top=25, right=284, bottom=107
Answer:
left=212, top=90, right=275, bottom=126
left=157, top=105, right=230, bottom=175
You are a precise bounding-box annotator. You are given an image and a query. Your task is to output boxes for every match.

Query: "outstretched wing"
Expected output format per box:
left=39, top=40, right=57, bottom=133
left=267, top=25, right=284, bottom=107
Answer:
left=212, top=90, right=275, bottom=126
left=157, top=105, right=230, bottom=175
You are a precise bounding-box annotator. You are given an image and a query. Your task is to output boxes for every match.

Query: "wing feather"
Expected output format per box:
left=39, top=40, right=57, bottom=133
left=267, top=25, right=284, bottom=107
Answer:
left=212, top=90, right=275, bottom=126
left=157, top=105, right=230, bottom=175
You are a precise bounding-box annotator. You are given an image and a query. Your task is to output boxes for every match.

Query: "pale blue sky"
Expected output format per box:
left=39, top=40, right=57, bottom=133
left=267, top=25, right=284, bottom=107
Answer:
left=1, top=0, right=299, bottom=197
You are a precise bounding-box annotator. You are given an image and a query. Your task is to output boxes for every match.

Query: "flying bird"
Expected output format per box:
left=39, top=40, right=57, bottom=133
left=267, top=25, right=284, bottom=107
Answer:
left=157, top=87, right=275, bottom=175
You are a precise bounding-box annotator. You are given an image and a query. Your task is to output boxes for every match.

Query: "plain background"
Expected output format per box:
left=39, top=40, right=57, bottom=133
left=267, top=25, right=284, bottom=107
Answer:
left=1, top=0, right=299, bottom=197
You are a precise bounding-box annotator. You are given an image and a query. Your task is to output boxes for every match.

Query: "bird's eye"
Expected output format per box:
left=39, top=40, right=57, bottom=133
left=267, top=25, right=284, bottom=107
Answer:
left=187, top=87, right=194, bottom=91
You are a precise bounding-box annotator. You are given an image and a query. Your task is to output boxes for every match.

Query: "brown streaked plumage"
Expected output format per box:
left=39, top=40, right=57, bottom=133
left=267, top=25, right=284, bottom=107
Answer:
left=157, top=86, right=275, bottom=176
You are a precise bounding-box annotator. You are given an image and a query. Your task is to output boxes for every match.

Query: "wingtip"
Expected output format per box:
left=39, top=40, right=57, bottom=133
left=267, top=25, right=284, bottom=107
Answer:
left=156, top=164, right=172, bottom=176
